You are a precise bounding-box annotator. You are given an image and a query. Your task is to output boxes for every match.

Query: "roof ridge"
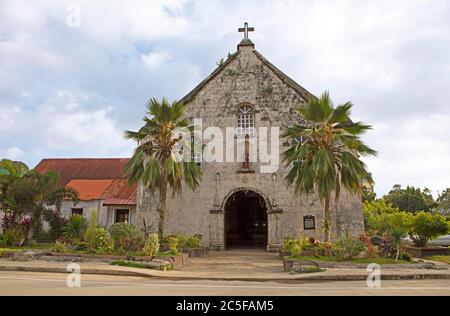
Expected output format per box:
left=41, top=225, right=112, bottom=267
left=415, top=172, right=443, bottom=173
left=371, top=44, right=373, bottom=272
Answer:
left=252, top=50, right=315, bottom=101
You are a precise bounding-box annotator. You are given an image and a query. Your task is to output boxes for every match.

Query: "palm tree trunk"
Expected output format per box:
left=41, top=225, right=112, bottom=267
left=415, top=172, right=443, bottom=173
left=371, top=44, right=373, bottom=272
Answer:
left=158, top=173, right=168, bottom=239
left=324, top=197, right=331, bottom=242
left=395, top=244, right=400, bottom=261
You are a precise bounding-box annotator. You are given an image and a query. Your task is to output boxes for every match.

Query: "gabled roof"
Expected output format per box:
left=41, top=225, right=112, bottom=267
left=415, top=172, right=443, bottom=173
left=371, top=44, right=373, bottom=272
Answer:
left=180, top=51, right=241, bottom=104
left=66, top=179, right=137, bottom=205
left=66, top=179, right=116, bottom=201
left=35, top=158, right=130, bottom=186
left=252, top=50, right=315, bottom=101
left=35, top=158, right=136, bottom=205
left=180, top=44, right=315, bottom=104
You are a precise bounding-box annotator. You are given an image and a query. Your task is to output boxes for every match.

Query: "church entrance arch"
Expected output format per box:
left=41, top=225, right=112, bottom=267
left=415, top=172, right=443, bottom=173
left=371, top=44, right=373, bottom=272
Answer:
left=224, top=190, right=268, bottom=250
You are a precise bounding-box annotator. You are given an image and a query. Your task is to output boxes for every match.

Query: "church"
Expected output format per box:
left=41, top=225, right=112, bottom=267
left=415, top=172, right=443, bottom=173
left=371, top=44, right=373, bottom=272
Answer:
left=31, top=25, right=364, bottom=251
left=136, top=24, right=364, bottom=251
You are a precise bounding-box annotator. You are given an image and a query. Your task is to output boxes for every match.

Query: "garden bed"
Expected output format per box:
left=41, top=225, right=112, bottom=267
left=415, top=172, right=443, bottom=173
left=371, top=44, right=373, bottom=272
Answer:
left=283, top=256, right=436, bottom=272
left=405, top=246, right=450, bottom=258
left=0, top=249, right=189, bottom=270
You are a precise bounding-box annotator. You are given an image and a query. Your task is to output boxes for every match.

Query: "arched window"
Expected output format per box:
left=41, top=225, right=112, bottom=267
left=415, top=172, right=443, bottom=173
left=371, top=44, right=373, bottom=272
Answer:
left=237, top=105, right=255, bottom=137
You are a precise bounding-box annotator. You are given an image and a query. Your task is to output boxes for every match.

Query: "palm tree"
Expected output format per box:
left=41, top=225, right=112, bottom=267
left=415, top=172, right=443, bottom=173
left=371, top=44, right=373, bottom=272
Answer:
left=283, top=91, right=376, bottom=241
left=124, top=98, right=202, bottom=238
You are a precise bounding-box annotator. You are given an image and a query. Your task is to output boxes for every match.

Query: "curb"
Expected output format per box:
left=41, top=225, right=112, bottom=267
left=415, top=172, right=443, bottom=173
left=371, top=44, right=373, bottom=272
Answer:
left=1, top=264, right=450, bottom=282
left=0, top=265, right=147, bottom=278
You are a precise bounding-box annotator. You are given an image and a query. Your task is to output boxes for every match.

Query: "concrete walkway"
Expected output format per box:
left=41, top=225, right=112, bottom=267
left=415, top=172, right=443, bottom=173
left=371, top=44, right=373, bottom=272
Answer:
left=1, top=250, right=449, bottom=282
left=181, top=250, right=283, bottom=274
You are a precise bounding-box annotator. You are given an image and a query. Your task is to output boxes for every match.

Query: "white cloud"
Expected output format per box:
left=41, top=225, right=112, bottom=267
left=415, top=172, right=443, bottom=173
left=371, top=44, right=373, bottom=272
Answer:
left=2, top=147, right=24, bottom=160
left=363, top=114, right=450, bottom=197
left=0, top=90, right=133, bottom=165
left=0, top=0, right=449, bottom=196
left=141, top=51, right=170, bottom=68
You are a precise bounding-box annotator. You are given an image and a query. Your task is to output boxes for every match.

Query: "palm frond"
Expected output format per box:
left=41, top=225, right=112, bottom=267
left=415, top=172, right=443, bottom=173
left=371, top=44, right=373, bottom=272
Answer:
left=283, top=91, right=376, bottom=202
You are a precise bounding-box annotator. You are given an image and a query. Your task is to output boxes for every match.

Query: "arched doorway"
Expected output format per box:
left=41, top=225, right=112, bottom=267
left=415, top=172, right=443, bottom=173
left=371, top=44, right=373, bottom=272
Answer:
left=225, top=190, right=268, bottom=250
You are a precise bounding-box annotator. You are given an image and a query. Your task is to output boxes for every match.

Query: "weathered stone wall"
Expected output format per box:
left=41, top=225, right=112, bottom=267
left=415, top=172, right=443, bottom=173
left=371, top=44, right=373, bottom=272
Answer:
left=136, top=42, right=364, bottom=250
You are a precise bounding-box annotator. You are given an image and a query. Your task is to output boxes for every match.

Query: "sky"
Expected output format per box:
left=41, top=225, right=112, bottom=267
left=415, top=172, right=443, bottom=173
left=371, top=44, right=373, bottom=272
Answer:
left=0, top=0, right=449, bottom=198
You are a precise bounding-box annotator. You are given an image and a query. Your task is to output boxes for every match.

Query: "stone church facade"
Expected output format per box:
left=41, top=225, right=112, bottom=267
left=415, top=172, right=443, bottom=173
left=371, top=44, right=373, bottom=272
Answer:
left=136, top=35, right=364, bottom=251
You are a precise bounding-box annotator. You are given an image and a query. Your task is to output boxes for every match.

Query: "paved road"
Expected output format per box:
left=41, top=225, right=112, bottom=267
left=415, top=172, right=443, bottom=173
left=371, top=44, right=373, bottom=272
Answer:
left=0, top=271, right=449, bottom=296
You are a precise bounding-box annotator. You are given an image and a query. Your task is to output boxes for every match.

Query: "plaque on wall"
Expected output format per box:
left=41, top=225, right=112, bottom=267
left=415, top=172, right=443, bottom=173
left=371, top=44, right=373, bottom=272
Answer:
left=303, top=215, right=316, bottom=230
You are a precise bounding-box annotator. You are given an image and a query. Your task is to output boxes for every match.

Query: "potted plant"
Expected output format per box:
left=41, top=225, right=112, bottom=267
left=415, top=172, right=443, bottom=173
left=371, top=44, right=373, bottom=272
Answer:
left=184, top=234, right=207, bottom=257
left=280, top=237, right=296, bottom=259
left=300, top=237, right=315, bottom=257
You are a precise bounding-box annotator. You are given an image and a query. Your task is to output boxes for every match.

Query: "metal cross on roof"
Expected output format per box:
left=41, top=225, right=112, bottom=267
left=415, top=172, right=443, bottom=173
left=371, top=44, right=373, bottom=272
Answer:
left=238, top=22, right=254, bottom=40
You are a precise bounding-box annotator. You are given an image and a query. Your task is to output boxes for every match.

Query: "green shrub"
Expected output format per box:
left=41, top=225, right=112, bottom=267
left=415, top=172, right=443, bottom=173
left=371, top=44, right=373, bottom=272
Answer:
left=282, top=237, right=327, bottom=256
left=111, top=260, right=149, bottom=269
left=165, top=234, right=188, bottom=251
left=63, top=215, right=87, bottom=242
left=290, top=244, right=302, bottom=257
left=33, top=230, right=54, bottom=242
left=282, top=237, right=297, bottom=252
left=167, top=236, right=179, bottom=254
left=0, top=228, right=23, bottom=246
left=333, top=237, right=366, bottom=261
left=84, top=209, right=99, bottom=246
left=363, top=200, right=400, bottom=234
left=370, top=235, right=383, bottom=246
left=409, top=211, right=449, bottom=247
left=142, top=234, right=159, bottom=257
left=298, top=237, right=312, bottom=251
left=75, top=241, right=88, bottom=251
left=44, top=211, right=67, bottom=240
left=87, top=227, right=113, bottom=253
left=301, top=267, right=326, bottom=274
left=52, top=240, right=69, bottom=253
left=108, top=223, right=145, bottom=253
left=184, top=236, right=201, bottom=249
left=398, top=253, right=412, bottom=262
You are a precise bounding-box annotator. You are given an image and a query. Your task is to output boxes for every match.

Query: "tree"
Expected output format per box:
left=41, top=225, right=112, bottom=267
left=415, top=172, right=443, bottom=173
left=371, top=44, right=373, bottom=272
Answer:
left=363, top=199, right=399, bottom=235
left=384, top=185, right=437, bottom=213
left=283, top=91, right=376, bottom=241
left=362, top=188, right=376, bottom=203
left=7, top=170, right=78, bottom=236
left=367, top=209, right=413, bottom=260
left=386, top=212, right=413, bottom=261
left=436, top=188, right=450, bottom=217
left=0, top=159, right=29, bottom=213
left=409, top=211, right=449, bottom=247
left=124, top=98, right=202, bottom=238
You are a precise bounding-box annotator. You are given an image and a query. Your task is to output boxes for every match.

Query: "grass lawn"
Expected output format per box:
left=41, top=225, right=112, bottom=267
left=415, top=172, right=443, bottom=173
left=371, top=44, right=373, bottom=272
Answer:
left=156, top=251, right=179, bottom=258
left=427, top=256, right=450, bottom=264
left=288, top=255, right=411, bottom=265
left=110, top=259, right=172, bottom=271
left=0, top=242, right=53, bottom=255
left=301, top=267, right=326, bottom=274
left=0, top=247, right=22, bottom=256
left=111, top=260, right=150, bottom=269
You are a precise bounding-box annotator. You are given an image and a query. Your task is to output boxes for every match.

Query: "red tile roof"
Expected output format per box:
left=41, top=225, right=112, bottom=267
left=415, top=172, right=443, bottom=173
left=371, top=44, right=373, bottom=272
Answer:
left=102, top=179, right=137, bottom=206
left=35, top=158, right=136, bottom=205
left=35, top=158, right=130, bottom=186
left=66, top=179, right=116, bottom=201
